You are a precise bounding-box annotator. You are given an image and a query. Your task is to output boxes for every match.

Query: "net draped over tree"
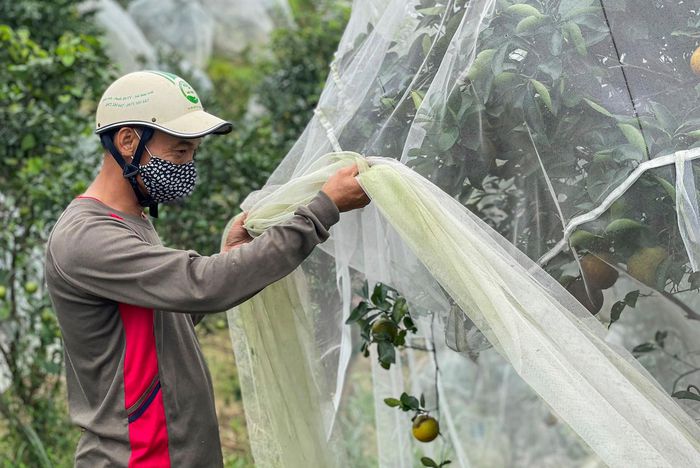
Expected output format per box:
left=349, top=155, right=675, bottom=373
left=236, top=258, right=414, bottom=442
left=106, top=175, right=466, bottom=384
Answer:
left=222, top=1, right=700, bottom=466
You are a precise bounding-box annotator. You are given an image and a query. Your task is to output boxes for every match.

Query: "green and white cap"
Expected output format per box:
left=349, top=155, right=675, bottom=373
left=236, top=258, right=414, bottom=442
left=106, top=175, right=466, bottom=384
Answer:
left=95, top=70, right=232, bottom=138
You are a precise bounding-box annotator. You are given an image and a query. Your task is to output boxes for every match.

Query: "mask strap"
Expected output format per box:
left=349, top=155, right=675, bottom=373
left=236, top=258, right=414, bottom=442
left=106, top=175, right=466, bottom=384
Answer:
left=100, top=127, right=159, bottom=218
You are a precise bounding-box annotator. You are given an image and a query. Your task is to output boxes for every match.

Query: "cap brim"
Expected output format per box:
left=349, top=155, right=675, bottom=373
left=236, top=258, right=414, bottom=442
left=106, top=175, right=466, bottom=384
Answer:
left=159, top=110, right=233, bottom=137
left=96, top=110, right=232, bottom=138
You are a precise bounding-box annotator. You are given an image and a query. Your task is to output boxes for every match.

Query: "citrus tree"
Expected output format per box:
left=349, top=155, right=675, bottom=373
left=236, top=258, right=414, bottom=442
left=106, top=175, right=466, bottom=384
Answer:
left=336, top=0, right=699, bottom=318
left=0, top=1, right=112, bottom=465
left=156, top=0, right=350, bottom=256
left=335, top=0, right=700, bottom=460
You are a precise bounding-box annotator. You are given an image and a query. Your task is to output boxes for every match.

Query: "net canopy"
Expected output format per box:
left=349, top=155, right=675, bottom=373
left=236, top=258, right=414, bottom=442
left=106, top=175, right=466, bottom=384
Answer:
left=223, top=1, right=700, bottom=466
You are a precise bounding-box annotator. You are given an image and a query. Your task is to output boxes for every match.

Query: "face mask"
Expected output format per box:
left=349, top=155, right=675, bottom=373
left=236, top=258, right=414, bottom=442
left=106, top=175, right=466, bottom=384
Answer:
left=134, top=132, right=198, bottom=204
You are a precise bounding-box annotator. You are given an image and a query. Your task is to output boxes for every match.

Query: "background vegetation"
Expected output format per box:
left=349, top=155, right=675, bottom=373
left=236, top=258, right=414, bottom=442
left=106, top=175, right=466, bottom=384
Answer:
left=0, top=0, right=348, bottom=466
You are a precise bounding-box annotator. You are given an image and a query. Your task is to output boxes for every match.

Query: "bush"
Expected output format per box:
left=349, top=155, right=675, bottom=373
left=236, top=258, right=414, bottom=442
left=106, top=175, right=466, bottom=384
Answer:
left=156, top=1, right=350, bottom=255
left=0, top=1, right=113, bottom=465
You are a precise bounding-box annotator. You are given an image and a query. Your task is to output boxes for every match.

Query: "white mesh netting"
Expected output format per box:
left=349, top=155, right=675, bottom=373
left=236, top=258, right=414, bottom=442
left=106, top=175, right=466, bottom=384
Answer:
left=223, top=1, right=700, bottom=466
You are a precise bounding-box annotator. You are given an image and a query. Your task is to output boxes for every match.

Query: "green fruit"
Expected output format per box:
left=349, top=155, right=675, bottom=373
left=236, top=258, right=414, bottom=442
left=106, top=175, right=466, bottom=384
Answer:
left=24, top=281, right=38, bottom=294
left=506, top=4, right=543, bottom=17
left=0, top=286, right=6, bottom=300
left=580, top=253, right=618, bottom=290
left=627, top=247, right=668, bottom=287
left=566, top=278, right=604, bottom=315
left=371, top=318, right=398, bottom=341
left=41, top=308, right=53, bottom=323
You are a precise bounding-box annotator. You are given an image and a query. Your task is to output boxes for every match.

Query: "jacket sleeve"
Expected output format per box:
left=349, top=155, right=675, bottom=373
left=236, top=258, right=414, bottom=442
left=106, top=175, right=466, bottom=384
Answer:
left=48, top=191, right=339, bottom=314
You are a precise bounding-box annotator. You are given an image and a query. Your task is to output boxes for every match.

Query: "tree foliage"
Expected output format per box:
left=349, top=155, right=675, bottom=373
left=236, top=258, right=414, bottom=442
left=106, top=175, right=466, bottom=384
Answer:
left=0, top=1, right=113, bottom=465
left=156, top=1, right=350, bottom=255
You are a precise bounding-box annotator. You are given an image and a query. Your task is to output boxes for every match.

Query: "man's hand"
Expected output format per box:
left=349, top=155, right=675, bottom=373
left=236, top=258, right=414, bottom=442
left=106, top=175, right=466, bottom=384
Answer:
left=321, top=164, right=371, bottom=212
left=222, top=213, right=253, bottom=252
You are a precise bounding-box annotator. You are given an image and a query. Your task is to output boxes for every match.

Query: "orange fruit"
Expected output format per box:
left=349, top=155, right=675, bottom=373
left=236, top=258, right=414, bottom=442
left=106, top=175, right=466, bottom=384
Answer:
left=580, top=253, right=618, bottom=290
left=691, top=46, right=700, bottom=76
left=627, top=246, right=668, bottom=287
left=566, top=278, right=604, bottom=315
left=412, top=415, right=439, bottom=442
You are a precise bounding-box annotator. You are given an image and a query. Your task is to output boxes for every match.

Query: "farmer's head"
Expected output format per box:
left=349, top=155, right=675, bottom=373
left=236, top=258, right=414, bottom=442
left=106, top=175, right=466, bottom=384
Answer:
left=94, top=71, right=231, bottom=213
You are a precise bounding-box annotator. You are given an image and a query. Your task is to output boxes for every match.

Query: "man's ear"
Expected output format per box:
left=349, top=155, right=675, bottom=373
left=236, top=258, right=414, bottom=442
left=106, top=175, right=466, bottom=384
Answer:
left=114, top=127, right=137, bottom=157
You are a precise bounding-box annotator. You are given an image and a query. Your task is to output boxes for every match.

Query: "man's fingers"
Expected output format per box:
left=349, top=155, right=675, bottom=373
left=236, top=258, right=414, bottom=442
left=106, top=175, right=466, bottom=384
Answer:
left=337, top=164, right=358, bottom=177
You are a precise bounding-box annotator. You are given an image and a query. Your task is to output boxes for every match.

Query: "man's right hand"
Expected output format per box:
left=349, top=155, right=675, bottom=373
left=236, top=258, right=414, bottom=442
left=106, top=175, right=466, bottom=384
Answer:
left=222, top=212, right=253, bottom=252
left=321, top=164, right=371, bottom=212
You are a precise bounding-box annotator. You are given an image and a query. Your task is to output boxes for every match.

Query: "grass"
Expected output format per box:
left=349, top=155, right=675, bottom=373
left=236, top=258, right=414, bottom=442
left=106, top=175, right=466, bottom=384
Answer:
left=197, top=314, right=255, bottom=467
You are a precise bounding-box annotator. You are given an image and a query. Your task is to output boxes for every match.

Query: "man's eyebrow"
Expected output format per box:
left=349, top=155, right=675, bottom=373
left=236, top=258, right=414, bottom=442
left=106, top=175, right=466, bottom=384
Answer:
left=175, top=139, right=200, bottom=149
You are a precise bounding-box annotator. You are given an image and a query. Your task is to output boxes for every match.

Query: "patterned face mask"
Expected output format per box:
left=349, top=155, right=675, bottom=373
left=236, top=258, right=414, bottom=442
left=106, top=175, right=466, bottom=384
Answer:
left=134, top=131, right=198, bottom=204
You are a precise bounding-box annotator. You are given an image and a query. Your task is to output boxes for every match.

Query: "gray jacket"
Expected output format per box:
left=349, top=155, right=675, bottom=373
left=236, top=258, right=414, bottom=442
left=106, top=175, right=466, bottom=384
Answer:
left=44, top=192, right=339, bottom=467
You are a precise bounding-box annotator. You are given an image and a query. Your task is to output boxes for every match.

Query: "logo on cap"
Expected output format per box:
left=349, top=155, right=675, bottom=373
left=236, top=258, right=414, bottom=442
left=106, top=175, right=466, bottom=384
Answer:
left=178, top=80, right=200, bottom=104
left=147, top=71, right=200, bottom=104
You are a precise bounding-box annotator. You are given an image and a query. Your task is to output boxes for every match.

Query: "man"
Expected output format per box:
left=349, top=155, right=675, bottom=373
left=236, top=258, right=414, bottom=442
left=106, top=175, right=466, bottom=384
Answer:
left=44, top=71, right=369, bottom=467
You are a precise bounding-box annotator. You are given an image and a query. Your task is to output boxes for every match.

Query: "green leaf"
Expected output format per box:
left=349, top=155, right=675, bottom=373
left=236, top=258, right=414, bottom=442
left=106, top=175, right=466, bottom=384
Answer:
left=400, top=392, right=420, bottom=410
left=516, top=16, right=547, bottom=35
left=609, top=301, right=626, bottom=327
left=583, top=98, right=613, bottom=117
left=538, top=58, right=562, bottom=81
left=60, top=54, right=75, bottom=67
left=568, top=230, right=604, bottom=249
left=563, top=6, right=601, bottom=19
left=506, top=4, right=543, bottom=17
left=417, top=6, right=446, bottom=16
left=384, top=398, right=401, bottom=407
left=653, top=176, right=676, bottom=203
left=564, top=22, right=587, bottom=55
left=403, top=315, right=417, bottom=332
left=421, top=457, right=439, bottom=468
left=649, top=101, right=678, bottom=132
left=466, top=49, right=496, bottom=81
left=371, top=283, right=388, bottom=307
left=391, top=297, right=408, bottom=322
left=654, top=330, right=668, bottom=347
left=624, top=290, right=640, bottom=307
left=617, top=124, right=647, bottom=155
left=687, top=130, right=700, bottom=139
left=437, top=127, right=459, bottom=151
left=529, top=79, right=553, bottom=113
left=550, top=31, right=563, bottom=55
left=632, top=343, right=655, bottom=353
left=346, top=302, right=371, bottom=324
left=411, top=90, right=424, bottom=110
left=672, top=389, right=700, bottom=402
left=690, top=271, right=700, bottom=290
left=377, top=341, right=396, bottom=366
left=380, top=97, right=396, bottom=109
left=494, top=71, right=519, bottom=88
left=20, top=133, right=36, bottom=151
